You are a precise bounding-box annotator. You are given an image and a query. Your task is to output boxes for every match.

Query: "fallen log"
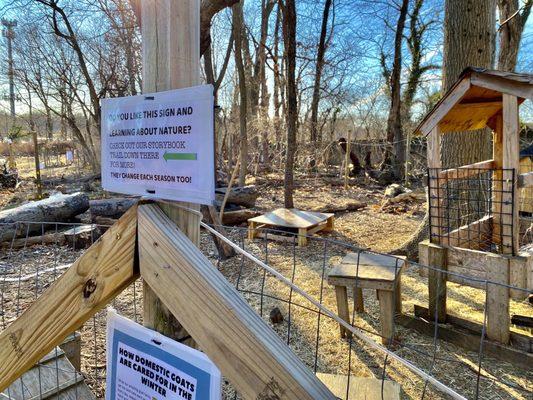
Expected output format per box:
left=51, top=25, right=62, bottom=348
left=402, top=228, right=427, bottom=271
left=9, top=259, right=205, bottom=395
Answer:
left=312, top=201, right=366, bottom=213
left=215, top=185, right=258, bottom=208
left=221, top=209, right=261, bottom=225
left=63, top=224, right=102, bottom=249
left=0, top=193, right=89, bottom=242
left=94, top=216, right=118, bottom=226
left=42, top=172, right=101, bottom=186
left=0, top=232, right=66, bottom=249
left=89, top=197, right=137, bottom=220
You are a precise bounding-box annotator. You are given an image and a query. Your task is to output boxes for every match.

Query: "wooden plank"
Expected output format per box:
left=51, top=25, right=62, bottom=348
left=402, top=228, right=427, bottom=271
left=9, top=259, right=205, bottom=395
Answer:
left=437, top=159, right=494, bottom=181
left=485, top=255, right=510, bottom=344
left=471, top=72, right=533, bottom=100
left=0, top=205, right=138, bottom=393
left=2, top=348, right=94, bottom=400
left=518, top=171, right=533, bottom=188
left=397, top=314, right=532, bottom=369
left=502, top=94, right=520, bottom=255
left=329, top=258, right=404, bottom=287
left=377, top=290, right=395, bottom=345
left=441, top=215, right=492, bottom=249
left=419, top=77, right=471, bottom=136
left=316, top=373, right=400, bottom=400
left=248, top=208, right=334, bottom=229
left=509, top=256, right=527, bottom=299
left=138, top=204, right=335, bottom=400
left=438, top=102, right=502, bottom=133
left=413, top=304, right=532, bottom=353
left=428, top=243, right=447, bottom=323
left=334, top=286, right=351, bottom=339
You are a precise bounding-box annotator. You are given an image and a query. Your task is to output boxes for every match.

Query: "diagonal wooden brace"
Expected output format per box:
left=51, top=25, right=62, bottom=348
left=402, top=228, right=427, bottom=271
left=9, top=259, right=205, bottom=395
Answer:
left=138, top=204, right=335, bottom=400
left=0, top=205, right=139, bottom=392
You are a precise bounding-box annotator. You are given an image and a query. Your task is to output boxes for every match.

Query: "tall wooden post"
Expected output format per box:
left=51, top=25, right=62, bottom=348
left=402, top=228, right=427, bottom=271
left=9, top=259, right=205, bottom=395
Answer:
left=141, top=0, right=201, bottom=346
left=426, top=126, right=447, bottom=322
left=501, top=94, right=520, bottom=255
left=31, top=131, right=42, bottom=199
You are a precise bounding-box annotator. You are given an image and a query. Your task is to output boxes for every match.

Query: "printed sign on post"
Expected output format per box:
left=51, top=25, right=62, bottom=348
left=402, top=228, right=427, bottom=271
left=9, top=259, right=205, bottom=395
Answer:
left=101, top=85, right=215, bottom=204
left=106, top=309, right=221, bottom=400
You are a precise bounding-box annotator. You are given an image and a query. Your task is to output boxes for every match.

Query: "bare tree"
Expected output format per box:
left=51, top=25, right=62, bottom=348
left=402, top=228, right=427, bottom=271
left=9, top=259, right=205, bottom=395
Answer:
left=497, top=0, right=532, bottom=71
left=233, top=1, right=248, bottom=186
left=281, top=0, right=297, bottom=208
left=309, top=0, right=332, bottom=145
left=383, top=0, right=409, bottom=180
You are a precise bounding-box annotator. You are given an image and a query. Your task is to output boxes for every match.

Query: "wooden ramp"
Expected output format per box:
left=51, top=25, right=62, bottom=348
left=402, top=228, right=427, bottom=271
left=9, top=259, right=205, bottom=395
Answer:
left=1, top=347, right=94, bottom=400
left=317, top=373, right=400, bottom=400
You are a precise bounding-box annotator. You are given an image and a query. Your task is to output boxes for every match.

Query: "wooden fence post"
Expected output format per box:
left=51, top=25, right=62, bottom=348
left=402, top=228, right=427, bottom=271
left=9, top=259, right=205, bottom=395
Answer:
left=486, top=255, right=510, bottom=344
left=428, top=243, right=447, bottom=323
left=141, top=0, right=201, bottom=347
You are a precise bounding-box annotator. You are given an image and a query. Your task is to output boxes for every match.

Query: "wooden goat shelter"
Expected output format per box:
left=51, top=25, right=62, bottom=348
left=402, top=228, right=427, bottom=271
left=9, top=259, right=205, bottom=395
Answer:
left=417, top=68, right=533, bottom=345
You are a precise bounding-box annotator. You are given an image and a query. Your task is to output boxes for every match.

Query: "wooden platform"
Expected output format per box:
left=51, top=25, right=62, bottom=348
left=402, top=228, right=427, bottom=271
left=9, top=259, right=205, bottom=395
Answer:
left=1, top=347, right=94, bottom=399
left=316, top=373, right=400, bottom=400
left=247, top=208, right=334, bottom=246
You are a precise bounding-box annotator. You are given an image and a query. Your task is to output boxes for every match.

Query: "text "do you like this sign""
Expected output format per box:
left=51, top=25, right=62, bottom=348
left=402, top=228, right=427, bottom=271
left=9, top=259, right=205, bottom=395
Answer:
left=101, top=85, right=215, bottom=204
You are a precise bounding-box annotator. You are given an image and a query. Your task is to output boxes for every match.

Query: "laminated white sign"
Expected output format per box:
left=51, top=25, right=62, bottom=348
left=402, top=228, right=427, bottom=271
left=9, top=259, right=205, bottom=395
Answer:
left=106, top=309, right=221, bottom=400
left=101, top=85, right=215, bottom=204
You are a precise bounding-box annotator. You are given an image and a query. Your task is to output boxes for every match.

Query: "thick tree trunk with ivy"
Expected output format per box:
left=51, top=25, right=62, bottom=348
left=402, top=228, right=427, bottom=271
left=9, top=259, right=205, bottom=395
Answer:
left=393, top=0, right=496, bottom=259
left=441, top=0, right=495, bottom=168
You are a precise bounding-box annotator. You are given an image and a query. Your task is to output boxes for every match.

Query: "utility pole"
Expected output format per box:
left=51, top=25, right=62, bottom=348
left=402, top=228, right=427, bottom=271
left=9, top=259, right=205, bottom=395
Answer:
left=2, top=19, right=17, bottom=120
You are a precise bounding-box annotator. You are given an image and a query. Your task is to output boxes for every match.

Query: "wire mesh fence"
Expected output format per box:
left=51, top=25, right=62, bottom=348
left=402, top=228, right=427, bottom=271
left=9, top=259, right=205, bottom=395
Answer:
left=428, top=168, right=516, bottom=254
left=0, top=219, right=531, bottom=399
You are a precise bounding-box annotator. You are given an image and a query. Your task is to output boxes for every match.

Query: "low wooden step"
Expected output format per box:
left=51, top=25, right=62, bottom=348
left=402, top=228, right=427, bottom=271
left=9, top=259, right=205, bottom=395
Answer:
left=1, top=347, right=94, bottom=400
left=317, top=373, right=400, bottom=400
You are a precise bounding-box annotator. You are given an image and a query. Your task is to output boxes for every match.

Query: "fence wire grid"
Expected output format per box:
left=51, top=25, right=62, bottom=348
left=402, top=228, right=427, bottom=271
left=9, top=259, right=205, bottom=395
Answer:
left=428, top=168, right=518, bottom=255
left=0, top=219, right=531, bottom=400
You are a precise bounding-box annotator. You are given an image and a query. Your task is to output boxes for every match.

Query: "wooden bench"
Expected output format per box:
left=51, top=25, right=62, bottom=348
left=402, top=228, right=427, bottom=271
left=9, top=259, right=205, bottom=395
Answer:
left=248, top=208, right=334, bottom=246
left=327, top=252, right=406, bottom=345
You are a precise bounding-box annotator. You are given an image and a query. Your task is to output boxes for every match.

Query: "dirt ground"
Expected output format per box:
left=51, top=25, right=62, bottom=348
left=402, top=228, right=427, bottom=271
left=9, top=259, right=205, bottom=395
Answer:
left=1, top=167, right=531, bottom=399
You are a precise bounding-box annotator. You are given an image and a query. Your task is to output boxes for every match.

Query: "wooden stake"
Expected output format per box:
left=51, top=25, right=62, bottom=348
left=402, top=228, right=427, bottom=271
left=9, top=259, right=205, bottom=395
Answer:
left=31, top=131, right=42, bottom=199
left=486, top=255, right=510, bottom=344
left=141, top=0, right=201, bottom=347
left=428, top=242, right=447, bottom=323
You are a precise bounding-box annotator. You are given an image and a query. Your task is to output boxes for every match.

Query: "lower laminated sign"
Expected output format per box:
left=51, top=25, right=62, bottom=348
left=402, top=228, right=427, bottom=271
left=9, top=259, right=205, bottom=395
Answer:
left=106, top=309, right=221, bottom=400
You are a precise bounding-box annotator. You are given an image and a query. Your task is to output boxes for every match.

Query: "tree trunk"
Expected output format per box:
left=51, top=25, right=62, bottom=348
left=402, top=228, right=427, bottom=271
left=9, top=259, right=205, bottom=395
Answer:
left=309, top=0, right=332, bottom=144
left=441, top=0, right=496, bottom=168
left=497, top=0, right=531, bottom=71
left=282, top=0, right=297, bottom=208
left=233, top=1, right=248, bottom=186
left=385, top=0, right=409, bottom=180
left=393, top=0, right=497, bottom=259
